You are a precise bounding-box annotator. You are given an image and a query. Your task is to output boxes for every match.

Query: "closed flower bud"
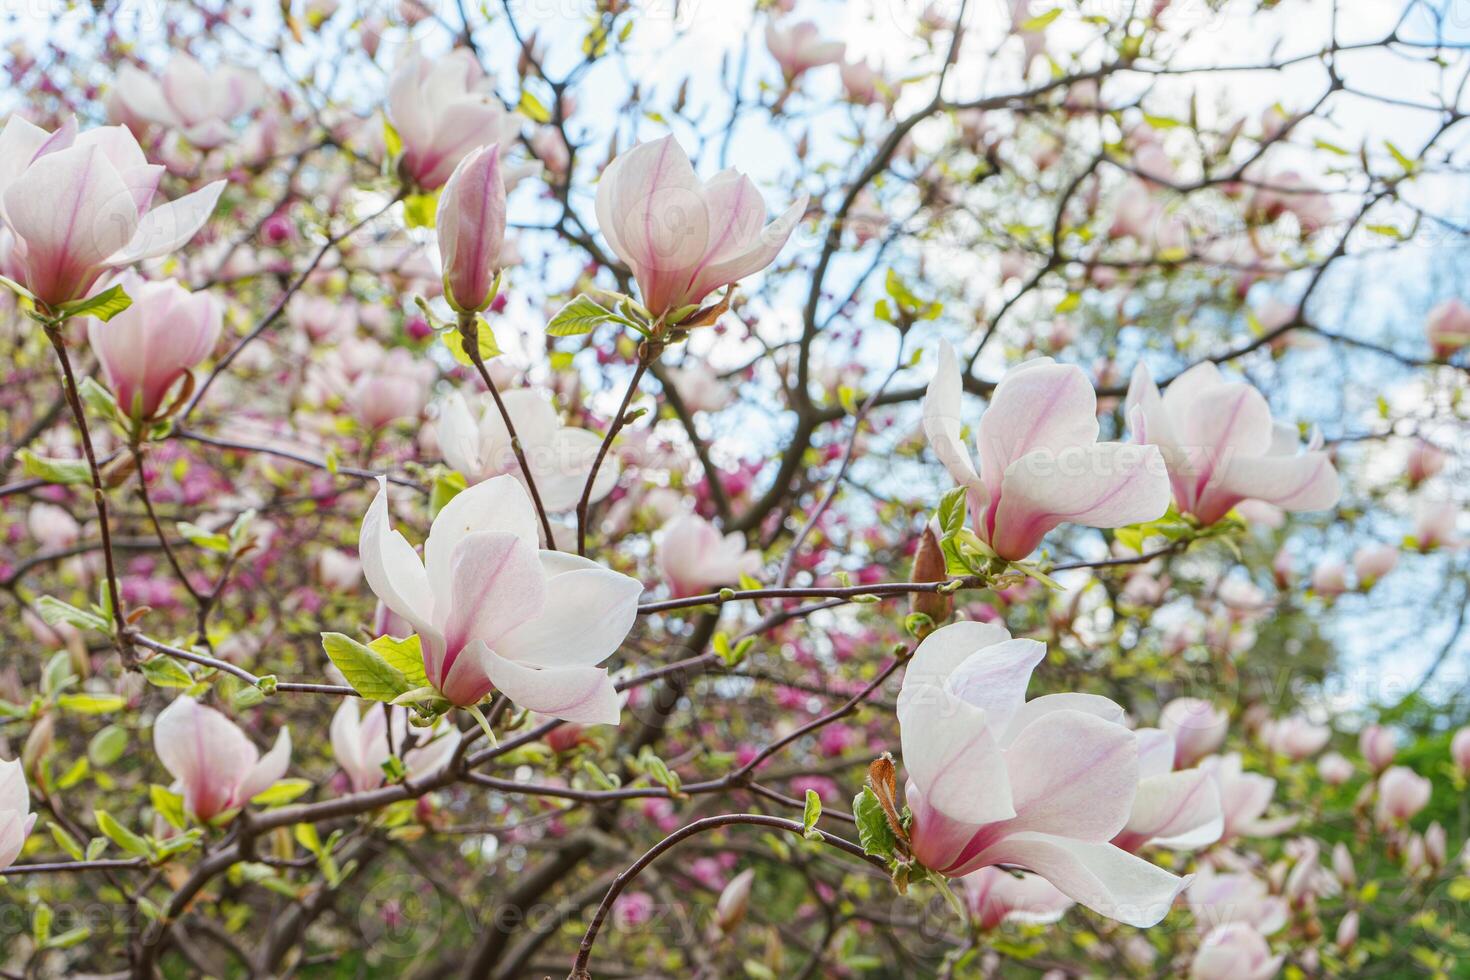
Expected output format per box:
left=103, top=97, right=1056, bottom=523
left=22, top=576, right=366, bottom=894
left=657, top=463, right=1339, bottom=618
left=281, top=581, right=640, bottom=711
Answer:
left=1451, top=726, right=1470, bottom=775
left=1358, top=724, right=1396, bottom=772
left=437, top=144, right=506, bottom=314
left=713, top=868, right=755, bottom=934
left=910, top=523, right=951, bottom=627
left=1335, top=910, right=1358, bottom=951
left=1332, top=842, right=1355, bottom=887
left=1426, top=298, right=1470, bottom=359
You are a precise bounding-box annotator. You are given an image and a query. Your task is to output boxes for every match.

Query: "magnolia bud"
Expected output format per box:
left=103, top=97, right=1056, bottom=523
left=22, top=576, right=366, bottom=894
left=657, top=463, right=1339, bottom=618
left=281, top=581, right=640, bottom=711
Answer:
left=1332, top=842, right=1356, bottom=887
left=1358, top=724, right=1396, bottom=772
left=437, top=144, right=507, bottom=315
left=910, top=524, right=951, bottom=628
left=1425, top=821, right=1446, bottom=867
left=1335, top=910, right=1358, bottom=951
left=1451, top=726, right=1470, bottom=776
left=713, top=868, right=755, bottom=934
left=22, top=713, right=54, bottom=775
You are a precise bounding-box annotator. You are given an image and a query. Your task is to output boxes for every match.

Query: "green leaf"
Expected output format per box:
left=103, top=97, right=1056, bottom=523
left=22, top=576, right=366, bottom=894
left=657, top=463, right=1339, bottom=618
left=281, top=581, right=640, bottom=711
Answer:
left=0, top=273, right=35, bottom=300
left=57, top=693, right=127, bottom=715
left=403, top=191, right=438, bottom=229
left=36, top=596, right=109, bottom=632
left=58, top=284, right=132, bottom=323
left=546, top=294, right=616, bottom=336
left=45, top=926, right=91, bottom=951
left=429, top=470, right=467, bottom=519
left=517, top=88, right=552, bottom=124
left=1019, top=8, right=1063, bottom=30
left=139, top=656, right=195, bottom=689
left=249, top=778, right=313, bottom=807
left=321, top=632, right=412, bottom=702
left=17, top=450, right=91, bottom=486
left=49, top=824, right=83, bottom=861
left=1384, top=140, right=1416, bottom=174
left=802, top=789, right=822, bottom=840
left=94, top=809, right=149, bottom=857
left=852, top=787, right=898, bottom=860
left=176, top=521, right=230, bottom=553
left=369, top=634, right=429, bottom=688
left=936, top=486, right=968, bottom=539
left=382, top=115, right=403, bottom=159
left=442, top=315, right=501, bottom=366
left=1054, top=291, right=1082, bottom=313
left=150, top=785, right=187, bottom=831
left=78, top=377, right=122, bottom=425
left=88, top=725, right=127, bottom=767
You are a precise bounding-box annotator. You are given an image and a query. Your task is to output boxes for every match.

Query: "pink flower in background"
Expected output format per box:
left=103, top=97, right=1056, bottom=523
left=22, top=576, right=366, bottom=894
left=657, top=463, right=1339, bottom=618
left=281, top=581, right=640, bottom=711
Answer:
left=960, top=867, right=1075, bottom=930
left=764, top=21, right=844, bottom=82
left=1413, top=499, right=1462, bottom=551
left=87, top=271, right=221, bottom=420
left=1317, top=752, right=1353, bottom=785
left=153, top=696, right=291, bottom=823
left=1188, top=870, right=1289, bottom=935
left=924, top=340, right=1171, bottom=561
left=658, top=512, right=763, bottom=597
left=1259, top=716, right=1330, bottom=760
left=1127, top=362, right=1340, bottom=525
left=437, top=144, right=506, bottom=314
left=1406, top=439, right=1446, bottom=485
left=1425, top=298, right=1470, bottom=359
left=594, top=136, right=806, bottom=319
left=330, top=700, right=459, bottom=793
left=899, top=622, right=1190, bottom=926
left=1358, top=724, right=1396, bottom=772
left=113, top=52, right=264, bottom=149
left=0, top=116, right=224, bottom=306
left=1111, top=728, right=1223, bottom=853
left=437, top=389, right=615, bottom=512
left=1310, top=559, right=1347, bottom=597
left=1204, top=753, right=1297, bottom=843
left=387, top=44, right=521, bottom=190
left=1451, top=727, right=1470, bottom=775
left=1374, top=766, right=1430, bottom=824
left=1352, top=544, right=1397, bottom=587
left=359, top=476, right=640, bottom=719
left=348, top=348, right=432, bottom=430
left=1190, top=923, right=1284, bottom=980
left=1160, top=698, right=1229, bottom=768
left=27, top=503, right=81, bottom=550
left=0, top=757, right=35, bottom=871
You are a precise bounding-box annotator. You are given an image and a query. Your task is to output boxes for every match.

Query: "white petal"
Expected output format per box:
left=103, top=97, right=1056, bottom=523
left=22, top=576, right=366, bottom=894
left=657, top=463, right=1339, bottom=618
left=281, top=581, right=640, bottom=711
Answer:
left=107, top=179, right=224, bottom=266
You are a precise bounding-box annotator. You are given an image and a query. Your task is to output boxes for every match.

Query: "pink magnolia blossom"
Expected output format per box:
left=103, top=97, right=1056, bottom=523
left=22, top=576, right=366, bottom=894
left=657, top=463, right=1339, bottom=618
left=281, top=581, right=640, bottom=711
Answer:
left=1203, top=753, right=1297, bottom=843
left=1126, top=362, right=1340, bottom=525
left=0, top=757, right=35, bottom=871
left=1259, top=716, right=1330, bottom=760
left=764, top=21, right=844, bottom=82
left=658, top=512, right=762, bottom=598
left=437, top=389, right=615, bottom=512
left=330, top=700, right=460, bottom=793
left=1187, top=870, right=1289, bottom=934
left=1317, top=752, right=1353, bottom=785
left=87, top=271, right=221, bottom=420
left=387, top=44, right=521, bottom=190
left=960, top=867, right=1075, bottom=930
left=1374, top=766, right=1430, bottom=824
left=924, top=341, right=1170, bottom=562
left=27, top=502, right=81, bottom=551
left=1451, top=726, right=1470, bottom=775
left=0, top=116, right=224, bottom=307
left=593, top=136, right=806, bottom=319
left=1191, top=923, right=1284, bottom=980
left=113, top=53, right=264, bottom=149
left=1310, top=559, right=1347, bottom=597
left=153, top=696, right=292, bottom=823
left=437, top=144, right=506, bottom=314
left=899, top=622, right=1190, bottom=927
left=1111, top=728, right=1223, bottom=853
left=1406, top=439, right=1446, bottom=485
left=839, top=60, right=891, bottom=105
left=1160, top=698, right=1229, bottom=768
left=1352, top=544, right=1397, bottom=587
left=1358, top=724, right=1396, bottom=772
left=1425, top=298, right=1470, bottom=359
left=348, top=348, right=432, bottom=430
left=359, top=476, right=641, bottom=719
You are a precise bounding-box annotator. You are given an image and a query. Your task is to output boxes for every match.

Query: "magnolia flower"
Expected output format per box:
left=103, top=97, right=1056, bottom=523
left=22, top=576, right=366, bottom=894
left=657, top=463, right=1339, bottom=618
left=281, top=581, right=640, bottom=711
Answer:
left=1406, top=439, right=1446, bottom=485
left=1352, top=544, right=1397, bottom=587
left=593, top=136, right=806, bottom=319
left=1259, top=716, right=1330, bottom=760
left=764, top=21, right=844, bottom=81
left=153, top=696, right=292, bottom=823
left=1187, top=870, right=1289, bottom=934
left=1111, top=728, right=1223, bottom=853
left=348, top=348, right=432, bottom=431
left=924, top=340, right=1170, bottom=562
left=0, top=116, right=224, bottom=306
left=1191, top=923, right=1284, bottom=980
left=27, top=502, right=80, bottom=551
left=1358, top=724, right=1396, bottom=772
left=900, top=622, right=1190, bottom=927
left=1375, top=766, right=1430, bottom=824
left=113, top=53, right=263, bottom=149
left=318, top=549, right=362, bottom=591
left=960, top=867, right=1075, bottom=930
left=665, top=362, right=735, bottom=415
left=288, top=293, right=356, bottom=343
left=1451, top=727, right=1470, bottom=775
left=437, top=389, right=615, bottom=512
left=1317, top=751, right=1354, bottom=785
left=87, top=271, right=221, bottom=420
left=658, top=512, right=762, bottom=597
left=387, top=44, right=521, bottom=190
left=1310, top=559, right=1347, bottom=597
left=330, top=700, right=460, bottom=793
left=1161, top=698, right=1229, bottom=768
left=1204, top=753, right=1297, bottom=843
left=0, top=757, right=34, bottom=871
left=1126, top=362, right=1340, bottom=525
left=359, top=475, right=641, bottom=721
left=1413, top=499, right=1461, bottom=551
left=437, top=144, right=506, bottom=314
left=1426, top=298, right=1470, bottom=359
left=839, top=60, right=890, bottom=105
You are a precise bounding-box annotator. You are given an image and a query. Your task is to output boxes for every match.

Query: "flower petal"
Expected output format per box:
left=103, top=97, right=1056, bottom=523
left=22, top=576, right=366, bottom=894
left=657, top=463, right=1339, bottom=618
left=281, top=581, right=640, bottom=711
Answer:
left=1001, top=709, right=1138, bottom=840
left=478, top=643, right=622, bottom=724
left=237, top=727, right=292, bottom=804
left=978, top=359, right=1099, bottom=489
left=494, top=559, right=641, bottom=669
left=1121, top=769, right=1223, bottom=851
left=899, top=681, right=1014, bottom=825
left=358, top=478, right=435, bottom=636
left=423, top=473, right=539, bottom=599
left=107, top=179, right=224, bottom=267
left=439, top=531, right=546, bottom=657
left=153, top=696, right=258, bottom=822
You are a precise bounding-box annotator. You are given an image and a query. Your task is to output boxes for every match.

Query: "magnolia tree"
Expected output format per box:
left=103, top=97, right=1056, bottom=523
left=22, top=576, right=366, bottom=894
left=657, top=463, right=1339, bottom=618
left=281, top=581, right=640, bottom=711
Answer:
left=1, top=0, right=1469, bottom=976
